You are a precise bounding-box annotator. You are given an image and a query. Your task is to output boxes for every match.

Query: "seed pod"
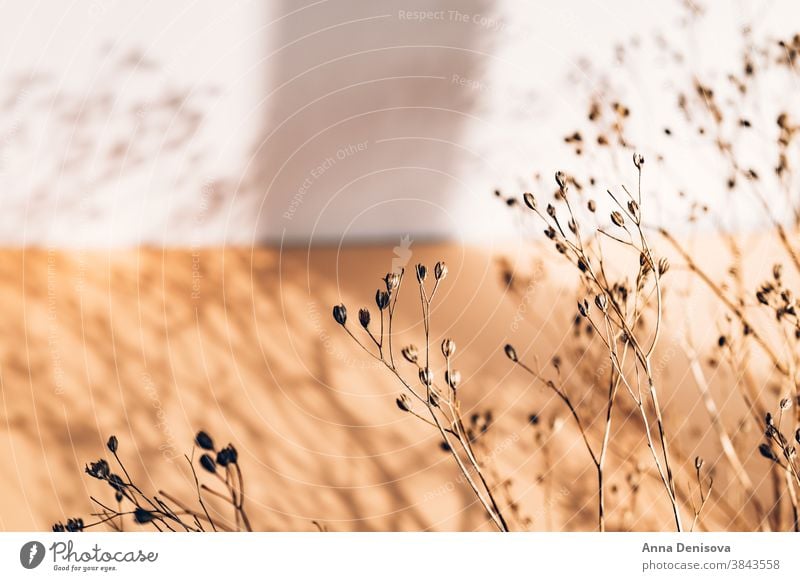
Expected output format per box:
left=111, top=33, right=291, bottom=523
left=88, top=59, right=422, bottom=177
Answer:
left=555, top=171, right=567, bottom=190
left=568, top=219, right=578, bottom=235
left=359, top=308, right=371, bottom=328
left=795, top=428, right=800, bottom=445
left=758, top=443, right=778, bottom=462
left=694, top=456, right=704, bottom=470
left=134, top=508, right=154, bottom=524
left=107, top=435, right=118, bottom=454
left=587, top=199, right=596, bottom=212
left=523, top=193, right=537, bottom=210
left=85, top=459, right=110, bottom=480
left=504, top=344, right=518, bottom=362
left=633, top=152, right=645, bottom=169
left=577, top=299, right=589, bottom=318
left=434, top=261, right=448, bottom=281
left=108, top=474, right=126, bottom=492
left=428, top=390, right=440, bottom=407
left=627, top=200, right=640, bottom=220
left=594, top=293, right=608, bottom=311
left=225, top=444, right=238, bottom=464
left=402, top=345, right=418, bottom=364
left=415, top=264, right=427, bottom=283
left=610, top=211, right=625, bottom=227
left=396, top=393, right=411, bottom=412
left=544, top=226, right=556, bottom=240
left=657, top=257, right=670, bottom=276
left=445, top=369, right=461, bottom=389
left=195, top=431, right=215, bottom=451
left=766, top=412, right=774, bottom=427
left=780, top=397, right=792, bottom=411
left=441, top=338, right=456, bottom=358
left=375, top=290, right=390, bottom=310
left=546, top=204, right=556, bottom=218
left=384, top=272, right=400, bottom=291
left=216, top=444, right=238, bottom=466
left=200, top=453, right=217, bottom=473
left=419, top=367, right=433, bottom=386
left=332, top=304, right=347, bottom=325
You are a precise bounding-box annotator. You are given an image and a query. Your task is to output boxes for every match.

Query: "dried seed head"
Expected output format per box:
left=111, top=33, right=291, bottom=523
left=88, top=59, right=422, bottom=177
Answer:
left=384, top=272, right=400, bottom=291
left=658, top=257, right=670, bottom=276
left=107, top=435, right=118, bottom=454
left=375, top=290, right=390, bottom=310
left=134, top=508, right=154, bottom=524
left=429, top=390, right=440, bottom=407
left=694, top=456, right=704, bottom=470
left=523, top=192, right=537, bottom=210
left=587, top=199, right=597, bottom=212
left=402, top=345, right=419, bottom=364
left=441, top=338, right=456, bottom=358
left=766, top=412, right=774, bottom=427
left=200, top=453, right=217, bottom=473
left=434, top=261, right=448, bottom=281
left=594, top=293, right=608, bottom=311
left=555, top=171, right=567, bottom=190
left=633, top=152, right=645, bottom=169
left=359, top=308, right=371, bottom=328
left=568, top=219, right=578, bottom=235
left=773, top=264, right=783, bottom=280
left=544, top=226, right=556, bottom=240
left=419, top=367, right=433, bottom=386
left=415, top=264, right=428, bottom=283
left=577, top=299, right=589, bottom=318
left=332, top=304, right=347, bottom=325
left=85, top=459, right=110, bottom=480
left=217, top=444, right=238, bottom=467
left=504, top=344, right=518, bottom=362
left=396, top=393, right=412, bottom=412
left=108, top=474, right=126, bottom=492
left=795, top=428, right=800, bottom=445
left=445, top=369, right=461, bottom=389
left=546, top=203, right=556, bottom=218
left=627, top=200, right=640, bottom=220
left=758, top=443, right=778, bottom=463
left=780, top=397, right=792, bottom=411
left=610, top=211, right=625, bottom=227
left=195, top=431, right=215, bottom=451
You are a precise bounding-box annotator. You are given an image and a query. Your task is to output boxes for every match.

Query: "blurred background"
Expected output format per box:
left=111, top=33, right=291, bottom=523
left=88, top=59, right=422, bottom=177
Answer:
left=1, top=1, right=799, bottom=532
left=0, top=0, right=797, bottom=247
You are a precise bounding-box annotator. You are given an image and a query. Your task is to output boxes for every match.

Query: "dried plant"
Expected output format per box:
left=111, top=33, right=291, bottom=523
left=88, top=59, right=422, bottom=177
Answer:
left=504, top=158, right=684, bottom=530
left=333, top=266, right=510, bottom=531
left=53, top=432, right=251, bottom=532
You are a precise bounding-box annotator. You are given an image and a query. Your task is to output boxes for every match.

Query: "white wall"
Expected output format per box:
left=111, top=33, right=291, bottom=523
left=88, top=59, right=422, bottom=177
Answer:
left=0, top=0, right=797, bottom=246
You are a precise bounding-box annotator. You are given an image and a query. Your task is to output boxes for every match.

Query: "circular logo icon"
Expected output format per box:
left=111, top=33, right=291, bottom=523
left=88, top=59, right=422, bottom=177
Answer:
left=20, top=541, right=46, bottom=569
